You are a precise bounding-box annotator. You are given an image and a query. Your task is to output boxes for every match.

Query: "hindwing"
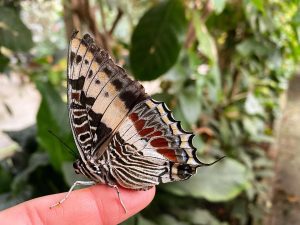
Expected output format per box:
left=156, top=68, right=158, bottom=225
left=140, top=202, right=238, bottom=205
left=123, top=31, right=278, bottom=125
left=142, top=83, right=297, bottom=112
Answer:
left=107, top=99, right=208, bottom=189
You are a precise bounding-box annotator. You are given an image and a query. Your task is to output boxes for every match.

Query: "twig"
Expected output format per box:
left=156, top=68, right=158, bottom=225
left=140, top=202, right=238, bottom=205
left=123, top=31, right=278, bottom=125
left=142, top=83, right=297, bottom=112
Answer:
left=229, top=70, right=241, bottom=100
left=184, top=0, right=213, bottom=49
left=98, top=0, right=107, bottom=33
left=109, top=8, right=123, bottom=35
left=184, top=22, right=195, bottom=48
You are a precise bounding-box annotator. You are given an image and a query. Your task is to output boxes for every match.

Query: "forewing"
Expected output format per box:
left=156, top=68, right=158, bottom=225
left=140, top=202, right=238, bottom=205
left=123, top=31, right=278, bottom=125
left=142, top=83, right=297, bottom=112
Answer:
left=67, top=32, right=147, bottom=158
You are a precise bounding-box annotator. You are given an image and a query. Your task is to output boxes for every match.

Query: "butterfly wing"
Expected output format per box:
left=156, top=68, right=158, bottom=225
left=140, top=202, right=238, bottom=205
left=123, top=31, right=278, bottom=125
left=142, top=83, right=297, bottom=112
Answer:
left=68, top=32, right=220, bottom=190
left=67, top=32, right=147, bottom=160
left=106, top=98, right=206, bottom=190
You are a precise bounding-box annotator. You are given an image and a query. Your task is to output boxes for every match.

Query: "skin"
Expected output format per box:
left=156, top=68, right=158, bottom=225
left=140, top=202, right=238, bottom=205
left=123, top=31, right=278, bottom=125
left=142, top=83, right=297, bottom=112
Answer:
left=0, top=185, right=155, bottom=225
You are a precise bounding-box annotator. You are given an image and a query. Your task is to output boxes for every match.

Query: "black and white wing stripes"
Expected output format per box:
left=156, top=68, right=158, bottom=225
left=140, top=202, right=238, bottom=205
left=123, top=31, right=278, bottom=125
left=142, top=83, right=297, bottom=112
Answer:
left=67, top=31, right=224, bottom=191
left=67, top=31, right=147, bottom=162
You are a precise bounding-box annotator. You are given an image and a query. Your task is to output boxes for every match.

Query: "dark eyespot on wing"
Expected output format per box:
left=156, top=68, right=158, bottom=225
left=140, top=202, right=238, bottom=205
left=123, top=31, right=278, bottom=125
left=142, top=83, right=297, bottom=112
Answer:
left=70, top=52, right=75, bottom=65
left=119, top=82, right=147, bottom=109
left=112, top=79, right=123, bottom=90
left=88, top=70, right=93, bottom=78
left=119, top=91, right=136, bottom=109
left=95, top=122, right=113, bottom=144
left=103, top=64, right=113, bottom=76
left=70, top=102, right=85, bottom=110
left=76, top=55, right=82, bottom=64
left=80, top=91, right=95, bottom=108
left=88, top=110, right=103, bottom=127
left=82, top=33, right=94, bottom=45
left=90, top=45, right=99, bottom=54
left=95, top=51, right=109, bottom=65
left=69, top=76, right=85, bottom=90
left=177, top=164, right=193, bottom=179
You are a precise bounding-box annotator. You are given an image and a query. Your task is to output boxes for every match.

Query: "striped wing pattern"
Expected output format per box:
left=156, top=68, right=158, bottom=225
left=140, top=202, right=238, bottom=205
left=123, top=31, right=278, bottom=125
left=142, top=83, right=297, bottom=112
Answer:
left=67, top=32, right=147, bottom=165
left=68, top=32, right=208, bottom=190
left=106, top=99, right=205, bottom=189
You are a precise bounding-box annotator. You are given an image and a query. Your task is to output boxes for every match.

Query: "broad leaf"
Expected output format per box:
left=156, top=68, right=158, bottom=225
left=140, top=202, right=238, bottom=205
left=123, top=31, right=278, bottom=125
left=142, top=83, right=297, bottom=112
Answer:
left=236, top=39, right=269, bottom=57
left=62, top=162, right=88, bottom=187
left=211, top=0, right=227, bottom=14
left=11, top=152, right=49, bottom=193
left=0, top=167, right=13, bottom=193
left=178, top=86, right=201, bottom=125
left=130, top=0, right=187, bottom=80
left=36, top=82, right=76, bottom=171
left=250, top=0, right=265, bottom=13
left=0, top=7, right=33, bottom=51
left=0, top=54, right=9, bottom=72
left=183, top=209, right=228, bottom=225
left=121, top=215, right=156, bottom=225
left=156, top=214, right=187, bottom=225
left=162, top=158, right=251, bottom=201
left=193, top=12, right=218, bottom=63
left=244, top=93, right=264, bottom=115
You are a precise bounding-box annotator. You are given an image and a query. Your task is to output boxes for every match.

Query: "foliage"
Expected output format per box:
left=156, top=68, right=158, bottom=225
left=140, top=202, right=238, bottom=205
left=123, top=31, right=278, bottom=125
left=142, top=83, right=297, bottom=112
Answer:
left=0, top=0, right=300, bottom=224
left=130, top=0, right=187, bottom=80
left=0, top=1, right=33, bottom=72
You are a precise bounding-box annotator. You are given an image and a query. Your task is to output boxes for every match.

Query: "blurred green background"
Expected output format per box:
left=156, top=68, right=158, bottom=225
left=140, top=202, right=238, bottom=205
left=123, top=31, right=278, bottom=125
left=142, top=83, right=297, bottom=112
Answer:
left=0, top=0, right=300, bottom=224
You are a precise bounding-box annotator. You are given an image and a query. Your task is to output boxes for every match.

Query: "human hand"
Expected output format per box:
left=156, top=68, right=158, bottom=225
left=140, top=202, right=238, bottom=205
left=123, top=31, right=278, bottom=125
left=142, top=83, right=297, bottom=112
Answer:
left=0, top=185, right=155, bottom=225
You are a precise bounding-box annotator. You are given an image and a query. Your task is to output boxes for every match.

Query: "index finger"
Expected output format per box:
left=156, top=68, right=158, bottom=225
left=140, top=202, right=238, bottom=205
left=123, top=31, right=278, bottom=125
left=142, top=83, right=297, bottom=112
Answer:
left=0, top=185, right=155, bottom=225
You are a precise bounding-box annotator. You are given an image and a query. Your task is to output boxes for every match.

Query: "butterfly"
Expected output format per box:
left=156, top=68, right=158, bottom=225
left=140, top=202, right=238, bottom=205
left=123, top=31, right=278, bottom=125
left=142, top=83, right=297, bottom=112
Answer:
left=50, top=31, right=223, bottom=211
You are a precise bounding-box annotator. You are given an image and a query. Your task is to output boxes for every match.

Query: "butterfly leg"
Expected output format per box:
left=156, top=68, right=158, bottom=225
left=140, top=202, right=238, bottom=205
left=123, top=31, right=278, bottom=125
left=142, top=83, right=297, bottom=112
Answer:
left=50, top=180, right=96, bottom=209
left=108, top=184, right=127, bottom=214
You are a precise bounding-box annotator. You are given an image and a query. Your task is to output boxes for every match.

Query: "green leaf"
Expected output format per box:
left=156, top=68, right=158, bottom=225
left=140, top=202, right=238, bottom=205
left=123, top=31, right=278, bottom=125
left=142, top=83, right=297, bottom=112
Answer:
left=0, top=167, right=13, bottom=193
left=193, top=12, right=218, bottom=63
left=173, top=105, right=191, bottom=131
left=121, top=215, right=156, bottom=225
left=120, top=215, right=138, bottom=225
left=151, top=93, right=173, bottom=104
left=211, top=0, right=227, bottom=14
left=244, top=93, right=264, bottom=115
left=292, top=7, right=300, bottom=44
left=62, top=162, right=88, bottom=187
left=236, top=39, right=269, bottom=57
left=138, top=216, right=157, bottom=225
left=156, top=214, right=187, bottom=225
left=0, top=187, right=33, bottom=211
left=130, top=0, right=187, bottom=80
left=178, top=86, right=201, bottom=125
left=0, top=142, right=19, bottom=160
left=223, top=105, right=240, bottom=119
left=250, top=0, right=265, bottom=13
left=0, top=7, right=33, bottom=51
left=162, top=158, right=251, bottom=201
left=183, top=209, right=228, bottom=225
left=12, top=152, right=49, bottom=193
left=36, top=82, right=76, bottom=171
left=0, top=53, right=9, bottom=72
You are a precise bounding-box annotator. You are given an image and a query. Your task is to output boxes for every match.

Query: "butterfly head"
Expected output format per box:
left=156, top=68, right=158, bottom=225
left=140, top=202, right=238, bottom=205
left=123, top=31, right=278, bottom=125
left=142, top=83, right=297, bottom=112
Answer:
left=73, top=159, right=82, bottom=174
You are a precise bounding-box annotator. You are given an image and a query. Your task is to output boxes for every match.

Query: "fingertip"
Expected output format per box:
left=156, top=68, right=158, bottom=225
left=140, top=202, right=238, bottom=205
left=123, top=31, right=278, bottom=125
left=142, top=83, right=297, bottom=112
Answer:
left=0, top=185, right=156, bottom=225
left=88, top=185, right=155, bottom=224
left=120, top=186, right=156, bottom=214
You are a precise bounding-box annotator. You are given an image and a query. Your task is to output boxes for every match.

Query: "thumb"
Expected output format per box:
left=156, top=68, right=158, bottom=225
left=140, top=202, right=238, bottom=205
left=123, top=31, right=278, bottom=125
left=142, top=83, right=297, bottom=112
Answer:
left=0, top=184, right=155, bottom=225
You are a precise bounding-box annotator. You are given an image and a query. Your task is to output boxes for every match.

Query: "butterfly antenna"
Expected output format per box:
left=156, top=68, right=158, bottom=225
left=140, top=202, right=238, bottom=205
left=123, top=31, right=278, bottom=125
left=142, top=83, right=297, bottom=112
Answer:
left=48, top=130, right=78, bottom=158
left=198, top=156, right=226, bottom=167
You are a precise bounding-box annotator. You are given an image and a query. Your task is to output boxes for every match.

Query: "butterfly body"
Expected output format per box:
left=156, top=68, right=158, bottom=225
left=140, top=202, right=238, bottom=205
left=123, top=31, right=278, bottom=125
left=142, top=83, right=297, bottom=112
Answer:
left=67, top=31, right=217, bottom=191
